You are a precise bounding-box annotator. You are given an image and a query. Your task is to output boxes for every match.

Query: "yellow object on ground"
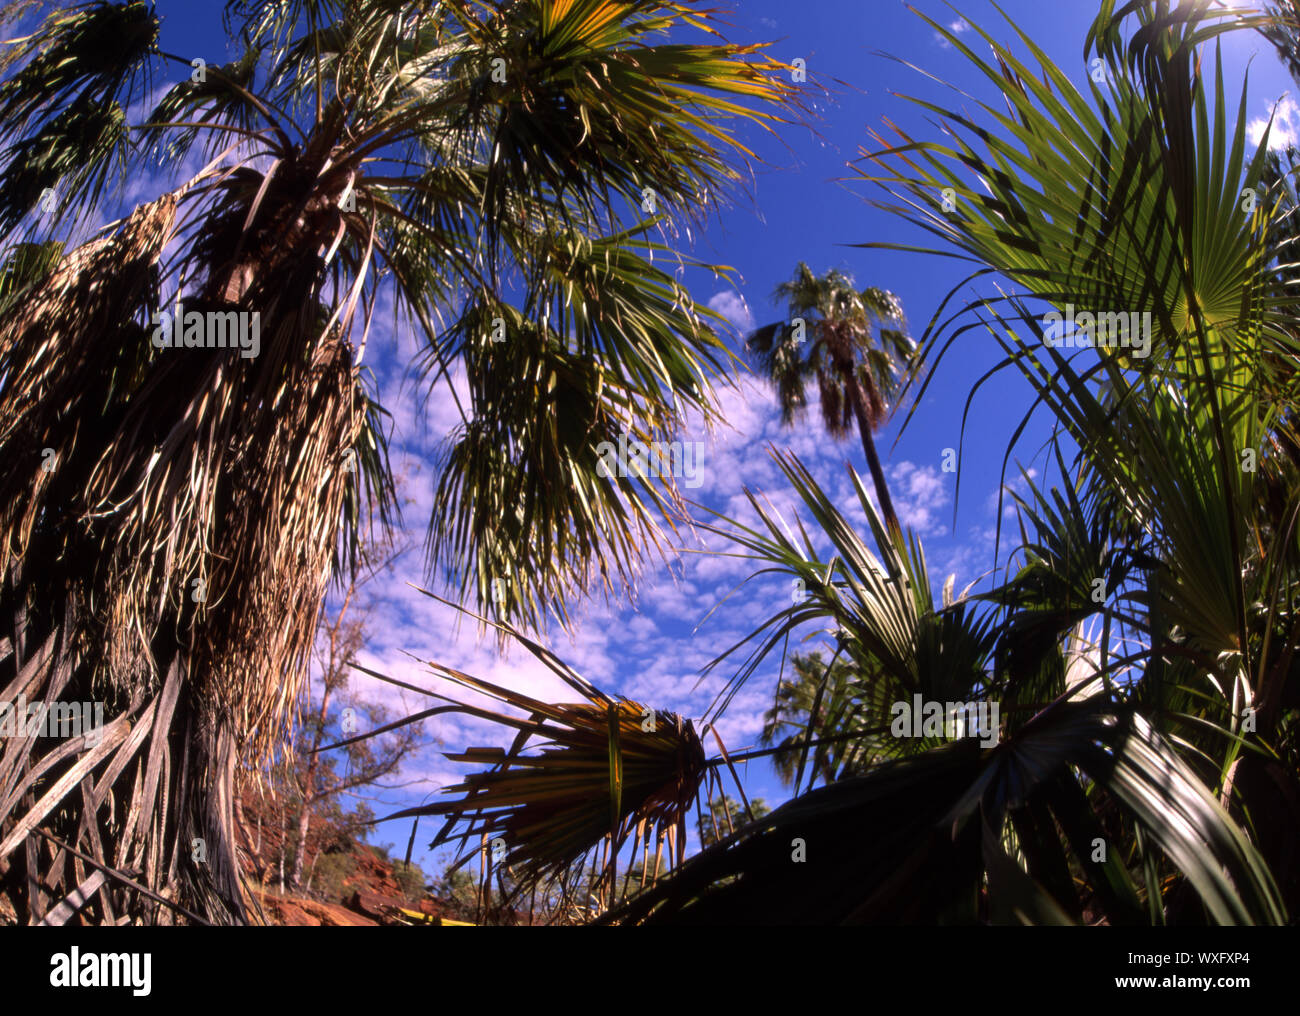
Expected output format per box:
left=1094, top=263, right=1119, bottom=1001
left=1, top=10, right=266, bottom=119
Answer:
left=395, top=906, right=475, bottom=926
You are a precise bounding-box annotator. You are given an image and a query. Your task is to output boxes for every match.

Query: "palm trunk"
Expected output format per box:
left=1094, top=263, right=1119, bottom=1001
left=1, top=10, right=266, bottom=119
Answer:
left=192, top=719, right=248, bottom=923
left=840, top=365, right=903, bottom=537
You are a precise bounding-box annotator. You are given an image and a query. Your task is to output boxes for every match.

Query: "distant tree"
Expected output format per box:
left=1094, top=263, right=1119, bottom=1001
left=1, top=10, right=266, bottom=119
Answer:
left=430, top=863, right=480, bottom=921
left=310, top=851, right=357, bottom=905
left=697, top=795, right=769, bottom=849
left=747, top=263, right=915, bottom=536
left=285, top=532, right=422, bottom=890
left=760, top=651, right=884, bottom=789
left=1262, top=3, right=1300, bottom=86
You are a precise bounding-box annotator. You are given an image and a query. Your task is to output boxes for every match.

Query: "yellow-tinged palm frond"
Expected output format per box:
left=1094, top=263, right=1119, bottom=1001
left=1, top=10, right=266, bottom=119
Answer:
left=359, top=588, right=706, bottom=920
left=417, top=696, right=704, bottom=877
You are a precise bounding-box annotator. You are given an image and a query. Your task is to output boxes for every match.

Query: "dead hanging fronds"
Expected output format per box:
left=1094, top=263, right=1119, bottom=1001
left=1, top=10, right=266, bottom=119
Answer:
left=416, top=695, right=704, bottom=888
left=0, top=185, right=378, bottom=923
left=0, top=193, right=177, bottom=589
left=0, top=183, right=370, bottom=755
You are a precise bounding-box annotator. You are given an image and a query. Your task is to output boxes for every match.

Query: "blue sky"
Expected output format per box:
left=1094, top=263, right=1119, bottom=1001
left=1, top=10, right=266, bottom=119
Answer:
left=139, top=0, right=1298, bottom=878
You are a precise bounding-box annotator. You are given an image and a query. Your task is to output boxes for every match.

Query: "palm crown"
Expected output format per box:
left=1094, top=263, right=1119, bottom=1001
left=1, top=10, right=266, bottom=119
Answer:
left=748, top=261, right=915, bottom=534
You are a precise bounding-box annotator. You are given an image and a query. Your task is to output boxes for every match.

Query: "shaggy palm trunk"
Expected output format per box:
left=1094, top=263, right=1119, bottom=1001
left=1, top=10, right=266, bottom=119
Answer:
left=196, top=723, right=246, bottom=917
left=0, top=150, right=365, bottom=924
left=839, top=364, right=902, bottom=537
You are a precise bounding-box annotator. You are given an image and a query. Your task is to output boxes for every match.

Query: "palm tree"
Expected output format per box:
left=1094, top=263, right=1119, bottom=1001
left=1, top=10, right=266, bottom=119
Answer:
left=759, top=651, right=872, bottom=789
left=696, top=794, right=768, bottom=849
left=850, top=0, right=1300, bottom=919
left=375, top=596, right=712, bottom=924
left=747, top=262, right=915, bottom=536
left=0, top=0, right=800, bottom=924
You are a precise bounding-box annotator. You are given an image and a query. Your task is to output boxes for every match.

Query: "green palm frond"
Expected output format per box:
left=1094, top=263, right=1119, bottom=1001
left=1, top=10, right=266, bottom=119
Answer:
left=698, top=449, right=991, bottom=712
left=0, top=0, right=158, bottom=235
left=834, top=0, right=1300, bottom=918
left=427, top=224, right=739, bottom=630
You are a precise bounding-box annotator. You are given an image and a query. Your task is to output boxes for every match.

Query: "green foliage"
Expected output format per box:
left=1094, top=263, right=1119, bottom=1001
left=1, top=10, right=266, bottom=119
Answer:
left=697, top=795, right=770, bottom=849
left=430, top=864, right=479, bottom=921
left=761, top=652, right=882, bottom=789
left=312, top=851, right=357, bottom=905
left=392, top=860, right=427, bottom=902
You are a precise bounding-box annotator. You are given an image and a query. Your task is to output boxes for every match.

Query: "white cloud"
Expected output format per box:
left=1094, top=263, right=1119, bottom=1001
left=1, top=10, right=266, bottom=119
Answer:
left=707, top=289, right=754, bottom=333
left=1248, top=94, right=1300, bottom=151
left=827, top=458, right=951, bottom=539
left=984, top=467, right=1039, bottom=518
left=935, top=19, right=969, bottom=49
left=888, top=461, right=951, bottom=536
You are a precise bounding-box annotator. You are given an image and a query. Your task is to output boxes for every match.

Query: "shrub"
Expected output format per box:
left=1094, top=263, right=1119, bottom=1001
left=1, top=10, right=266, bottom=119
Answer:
left=392, top=860, right=427, bottom=902
left=312, top=851, right=356, bottom=904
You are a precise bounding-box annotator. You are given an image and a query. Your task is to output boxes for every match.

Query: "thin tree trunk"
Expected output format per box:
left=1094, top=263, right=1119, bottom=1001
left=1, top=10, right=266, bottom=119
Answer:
left=290, top=582, right=353, bottom=888
left=840, top=365, right=903, bottom=537
left=278, top=801, right=287, bottom=894
left=288, top=678, right=330, bottom=888
left=289, top=803, right=313, bottom=889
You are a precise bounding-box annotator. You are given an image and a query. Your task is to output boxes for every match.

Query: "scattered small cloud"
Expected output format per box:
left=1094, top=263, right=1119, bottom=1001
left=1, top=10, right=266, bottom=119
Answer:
left=935, top=19, right=969, bottom=48
left=985, top=467, right=1040, bottom=518
left=889, top=461, right=951, bottom=536
left=708, top=289, right=755, bottom=333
